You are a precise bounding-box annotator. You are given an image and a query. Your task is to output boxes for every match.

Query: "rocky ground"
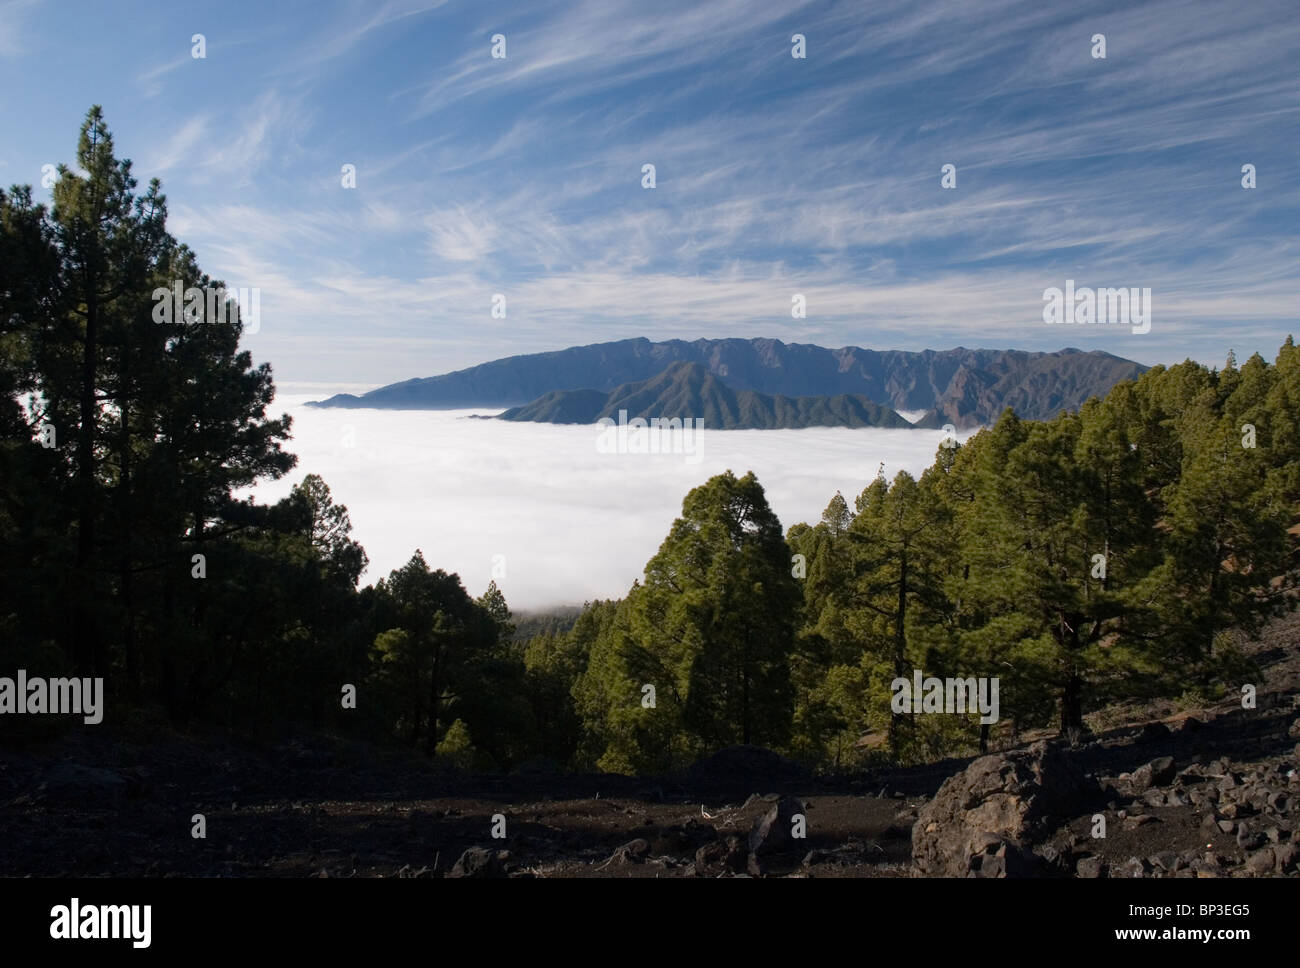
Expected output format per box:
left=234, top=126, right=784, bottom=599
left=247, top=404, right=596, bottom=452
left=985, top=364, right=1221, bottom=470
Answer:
left=3, top=614, right=1298, bottom=878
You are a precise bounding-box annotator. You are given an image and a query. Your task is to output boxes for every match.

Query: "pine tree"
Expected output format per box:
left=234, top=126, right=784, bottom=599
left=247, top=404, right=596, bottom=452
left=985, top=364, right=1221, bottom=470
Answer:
left=46, top=107, right=169, bottom=676
left=839, top=470, right=952, bottom=758
left=577, top=471, right=800, bottom=771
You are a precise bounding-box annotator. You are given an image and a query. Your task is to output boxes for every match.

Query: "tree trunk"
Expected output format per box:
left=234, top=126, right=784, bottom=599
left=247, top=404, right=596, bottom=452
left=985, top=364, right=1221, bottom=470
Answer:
left=1060, top=668, right=1083, bottom=737
left=741, top=633, right=750, bottom=746
left=74, top=287, right=99, bottom=675
left=888, top=550, right=909, bottom=759
left=426, top=650, right=441, bottom=756
left=118, top=389, right=139, bottom=699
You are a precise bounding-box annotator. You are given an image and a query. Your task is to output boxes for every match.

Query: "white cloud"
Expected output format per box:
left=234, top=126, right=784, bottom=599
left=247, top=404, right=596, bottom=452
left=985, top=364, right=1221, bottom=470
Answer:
left=140, top=91, right=311, bottom=187
left=135, top=52, right=193, bottom=97
left=144, top=115, right=209, bottom=173
left=249, top=399, right=970, bottom=609
left=426, top=205, right=499, bottom=262
left=104, top=0, right=1297, bottom=385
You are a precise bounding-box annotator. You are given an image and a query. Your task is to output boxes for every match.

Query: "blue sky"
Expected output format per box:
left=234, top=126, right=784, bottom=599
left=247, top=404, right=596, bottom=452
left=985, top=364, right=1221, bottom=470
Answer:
left=2, top=0, right=1297, bottom=391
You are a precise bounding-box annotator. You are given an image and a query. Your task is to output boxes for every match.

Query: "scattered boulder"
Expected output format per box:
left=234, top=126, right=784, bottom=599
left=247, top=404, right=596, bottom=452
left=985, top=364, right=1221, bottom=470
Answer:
left=611, top=838, right=651, bottom=864
left=1274, top=843, right=1297, bottom=873
left=912, top=741, right=1096, bottom=877
left=1075, top=855, right=1106, bottom=878
left=447, top=847, right=507, bottom=879
left=1150, top=851, right=1181, bottom=873
left=692, top=841, right=725, bottom=873
left=968, top=839, right=1036, bottom=877
left=745, top=795, right=808, bottom=876
left=693, top=835, right=747, bottom=876
left=748, top=795, right=806, bottom=856
left=1123, top=813, right=1159, bottom=831
left=1245, top=848, right=1275, bottom=875
left=1190, top=855, right=1222, bottom=878
left=1117, top=856, right=1149, bottom=878
left=1130, top=756, right=1177, bottom=794
left=1032, top=841, right=1071, bottom=876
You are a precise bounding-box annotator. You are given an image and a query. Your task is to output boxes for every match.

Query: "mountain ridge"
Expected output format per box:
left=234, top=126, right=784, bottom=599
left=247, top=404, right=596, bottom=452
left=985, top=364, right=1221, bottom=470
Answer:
left=498, top=361, right=915, bottom=430
left=308, top=337, right=1147, bottom=428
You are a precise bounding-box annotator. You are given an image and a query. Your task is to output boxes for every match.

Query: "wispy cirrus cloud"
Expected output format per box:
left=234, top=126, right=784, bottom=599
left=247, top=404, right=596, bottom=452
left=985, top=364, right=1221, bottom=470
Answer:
left=10, top=0, right=1292, bottom=386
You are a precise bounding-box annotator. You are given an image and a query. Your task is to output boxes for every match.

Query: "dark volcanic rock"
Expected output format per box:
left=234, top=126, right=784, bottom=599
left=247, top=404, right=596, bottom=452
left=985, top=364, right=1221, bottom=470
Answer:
left=748, top=796, right=807, bottom=856
left=1076, top=855, right=1107, bottom=878
left=1245, top=848, right=1275, bottom=875
left=724, top=835, right=747, bottom=873
left=695, top=835, right=748, bottom=875
left=1151, top=851, right=1181, bottom=872
left=1123, top=813, right=1159, bottom=830
left=447, top=847, right=506, bottom=879
left=1274, top=843, right=1297, bottom=873
left=1130, top=756, right=1177, bottom=794
left=1118, top=856, right=1149, bottom=878
left=1190, top=855, right=1221, bottom=877
left=912, top=741, right=1096, bottom=877
left=1032, top=842, right=1071, bottom=876
left=971, top=839, right=1038, bottom=878
left=694, top=841, right=726, bottom=870
left=611, top=838, right=651, bottom=863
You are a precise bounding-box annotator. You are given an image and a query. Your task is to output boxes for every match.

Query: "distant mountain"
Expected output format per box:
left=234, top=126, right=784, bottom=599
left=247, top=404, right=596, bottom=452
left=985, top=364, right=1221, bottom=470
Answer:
left=308, top=337, right=1147, bottom=428
left=499, top=362, right=914, bottom=430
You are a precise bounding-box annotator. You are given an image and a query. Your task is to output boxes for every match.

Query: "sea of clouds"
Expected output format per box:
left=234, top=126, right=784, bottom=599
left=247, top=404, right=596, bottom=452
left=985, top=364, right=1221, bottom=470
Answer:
left=244, top=395, right=973, bottom=612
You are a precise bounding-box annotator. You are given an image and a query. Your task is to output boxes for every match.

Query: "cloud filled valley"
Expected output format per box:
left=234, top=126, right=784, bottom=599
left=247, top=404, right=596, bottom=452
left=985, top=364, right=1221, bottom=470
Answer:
left=249, top=395, right=970, bottom=610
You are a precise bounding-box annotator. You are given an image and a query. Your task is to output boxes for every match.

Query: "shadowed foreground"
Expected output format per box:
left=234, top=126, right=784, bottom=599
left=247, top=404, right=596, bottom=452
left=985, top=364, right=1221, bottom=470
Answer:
left=3, top=614, right=1297, bottom=879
